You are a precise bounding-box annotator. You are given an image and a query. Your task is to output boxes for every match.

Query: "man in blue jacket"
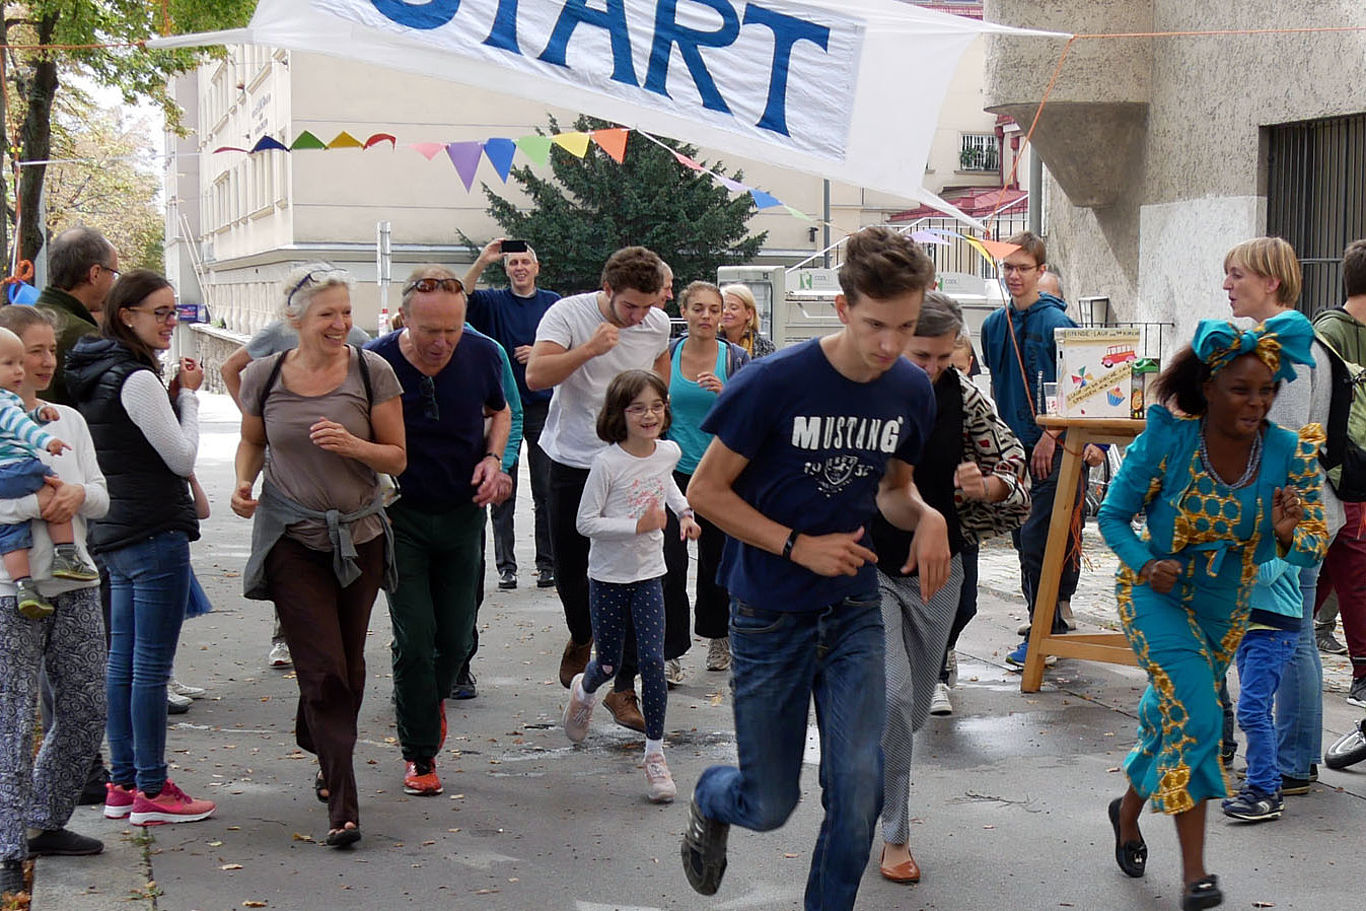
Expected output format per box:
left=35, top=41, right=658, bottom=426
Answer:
left=979, top=232, right=1078, bottom=666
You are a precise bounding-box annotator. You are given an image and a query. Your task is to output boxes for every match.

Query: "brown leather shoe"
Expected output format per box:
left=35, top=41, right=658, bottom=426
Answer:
left=603, top=689, right=646, bottom=732
left=879, top=845, right=921, bottom=883
left=559, top=637, right=593, bottom=688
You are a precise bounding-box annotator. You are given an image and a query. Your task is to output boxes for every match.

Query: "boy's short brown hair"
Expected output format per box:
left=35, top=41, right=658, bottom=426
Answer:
left=1343, top=238, right=1366, bottom=298
left=601, top=247, right=665, bottom=296
left=837, top=227, right=936, bottom=305
left=596, top=369, right=672, bottom=443
left=1005, top=231, right=1047, bottom=267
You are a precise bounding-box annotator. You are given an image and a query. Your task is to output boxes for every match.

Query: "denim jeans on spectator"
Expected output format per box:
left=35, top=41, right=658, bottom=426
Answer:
left=693, top=592, right=884, bottom=911
left=1235, top=627, right=1299, bottom=795
left=1013, top=441, right=1086, bottom=634
left=1276, top=563, right=1322, bottom=777
left=103, top=530, right=191, bottom=794
left=491, top=399, right=553, bottom=576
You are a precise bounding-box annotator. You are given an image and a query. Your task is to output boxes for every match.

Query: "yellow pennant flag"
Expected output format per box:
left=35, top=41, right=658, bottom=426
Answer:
left=552, top=131, right=591, bottom=158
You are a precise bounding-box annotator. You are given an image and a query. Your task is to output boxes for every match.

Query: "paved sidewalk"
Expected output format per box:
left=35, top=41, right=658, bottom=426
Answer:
left=30, top=394, right=1366, bottom=911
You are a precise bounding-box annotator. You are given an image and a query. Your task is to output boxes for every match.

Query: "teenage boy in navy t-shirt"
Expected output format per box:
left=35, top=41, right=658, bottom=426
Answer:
left=682, top=227, right=947, bottom=911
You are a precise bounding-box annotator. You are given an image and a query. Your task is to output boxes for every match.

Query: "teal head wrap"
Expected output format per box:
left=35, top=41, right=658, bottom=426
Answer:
left=1191, top=310, right=1315, bottom=384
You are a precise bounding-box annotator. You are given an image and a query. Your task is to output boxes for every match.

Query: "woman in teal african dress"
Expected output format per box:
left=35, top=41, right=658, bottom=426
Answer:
left=1097, top=311, right=1327, bottom=911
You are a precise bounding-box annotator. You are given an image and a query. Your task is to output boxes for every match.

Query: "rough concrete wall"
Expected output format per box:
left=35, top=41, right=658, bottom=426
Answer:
left=986, top=0, right=1366, bottom=350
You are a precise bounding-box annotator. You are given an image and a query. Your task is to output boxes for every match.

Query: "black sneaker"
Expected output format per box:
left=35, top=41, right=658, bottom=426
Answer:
left=537, top=569, right=556, bottom=589
left=1221, top=787, right=1284, bottom=822
left=1317, top=630, right=1349, bottom=655
left=1348, top=677, right=1366, bottom=709
left=498, top=570, right=517, bottom=591
left=0, top=858, right=22, bottom=896
left=27, top=827, right=104, bottom=856
left=451, top=668, right=477, bottom=700
left=1282, top=764, right=1317, bottom=796
left=681, top=798, right=729, bottom=896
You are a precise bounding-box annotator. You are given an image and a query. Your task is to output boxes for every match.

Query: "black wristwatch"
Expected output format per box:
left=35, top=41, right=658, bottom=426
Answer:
left=782, top=529, right=800, bottom=561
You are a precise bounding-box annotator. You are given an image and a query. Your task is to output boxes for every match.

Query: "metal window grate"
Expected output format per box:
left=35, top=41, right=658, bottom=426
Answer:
left=960, top=133, right=1000, bottom=172
left=1266, top=113, right=1366, bottom=317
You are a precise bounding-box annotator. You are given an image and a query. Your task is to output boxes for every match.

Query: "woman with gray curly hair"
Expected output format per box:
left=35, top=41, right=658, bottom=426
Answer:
left=231, top=264, right=407, bottom=847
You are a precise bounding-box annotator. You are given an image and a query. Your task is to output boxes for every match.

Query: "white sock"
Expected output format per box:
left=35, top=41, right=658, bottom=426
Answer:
left=575, top=678, right=597, bottom=704
left=645, top=738, right=664, bottom=758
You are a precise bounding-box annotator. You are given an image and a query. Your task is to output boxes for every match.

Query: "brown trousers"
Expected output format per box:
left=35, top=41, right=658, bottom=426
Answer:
left=267, top=536, right=383, bottom=829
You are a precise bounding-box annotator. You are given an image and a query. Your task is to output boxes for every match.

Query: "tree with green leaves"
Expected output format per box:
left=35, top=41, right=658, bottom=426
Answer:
left=471, top=115, right=766, bottom=309
left=1, top=0, right=255, bottom=271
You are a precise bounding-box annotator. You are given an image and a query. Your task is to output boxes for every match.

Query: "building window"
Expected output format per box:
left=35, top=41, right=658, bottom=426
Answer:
left=960, top=133, right=1000, bottom=172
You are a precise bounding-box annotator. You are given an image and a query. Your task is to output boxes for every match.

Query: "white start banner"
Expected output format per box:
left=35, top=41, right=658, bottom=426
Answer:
left=151, top=0, right=1064, bottom=212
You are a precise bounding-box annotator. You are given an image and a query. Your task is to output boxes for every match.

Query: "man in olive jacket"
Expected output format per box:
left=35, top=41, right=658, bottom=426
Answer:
left=35, top=227, right=119, bottom=406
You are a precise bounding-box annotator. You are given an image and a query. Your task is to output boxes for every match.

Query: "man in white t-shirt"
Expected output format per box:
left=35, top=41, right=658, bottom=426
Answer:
left=527, top=247, right=671, bottom=732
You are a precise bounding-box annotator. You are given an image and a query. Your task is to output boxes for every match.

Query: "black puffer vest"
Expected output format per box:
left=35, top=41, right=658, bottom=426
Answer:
left=64, top=337, right=199, bottom=554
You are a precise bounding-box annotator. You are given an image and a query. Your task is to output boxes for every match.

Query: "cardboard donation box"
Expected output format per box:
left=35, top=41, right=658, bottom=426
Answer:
left=1055, top=329, right=1143, bottom=418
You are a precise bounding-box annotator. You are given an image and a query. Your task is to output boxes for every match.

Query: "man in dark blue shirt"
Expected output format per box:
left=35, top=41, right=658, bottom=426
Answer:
left=367, top=266, right=511, bottom=799
left=464, top=239, right=560, bottom=592
left=682, top=227, right=946, bottom=911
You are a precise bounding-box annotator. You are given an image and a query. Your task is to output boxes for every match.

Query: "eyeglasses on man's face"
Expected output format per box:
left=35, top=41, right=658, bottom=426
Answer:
left=1001, top=262, right=1039, bottom=275
left=100, top=264, right=121, bottom=280
left=625, top=402, right=667, bottom=417
left=404, top=277, right=465, bottom=296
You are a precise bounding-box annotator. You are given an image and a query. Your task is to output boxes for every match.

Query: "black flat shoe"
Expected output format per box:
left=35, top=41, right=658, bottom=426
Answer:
left=325, top=825, right=361, bottom=848
left=314, top=770, right=329, bottom=803
left=1108, top=797, right=1147, bottom=878
left=1182, top=874, right=1222, bottom=910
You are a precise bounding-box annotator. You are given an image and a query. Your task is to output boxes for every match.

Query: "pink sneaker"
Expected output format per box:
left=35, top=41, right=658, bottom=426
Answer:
left=129, top=780, right=216, bottom=826
left=104, top=783, right=135, bottom=819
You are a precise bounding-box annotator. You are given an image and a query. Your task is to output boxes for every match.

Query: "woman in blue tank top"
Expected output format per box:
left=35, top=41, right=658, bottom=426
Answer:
left=661, top=282, right=750, bottom=683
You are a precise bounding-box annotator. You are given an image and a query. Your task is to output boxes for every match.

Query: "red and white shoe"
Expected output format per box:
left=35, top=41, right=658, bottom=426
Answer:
left=129, top=780, right=216, bottom=826
left=403, top=759, right=443, bottom=796
left=103, top=783, right=135, bottom=819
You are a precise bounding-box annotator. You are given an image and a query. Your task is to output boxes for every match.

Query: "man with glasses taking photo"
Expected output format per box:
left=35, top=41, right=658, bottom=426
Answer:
left=979, top=231, right=1079, bottom=668
left=367, top=266, right=512, bottom=798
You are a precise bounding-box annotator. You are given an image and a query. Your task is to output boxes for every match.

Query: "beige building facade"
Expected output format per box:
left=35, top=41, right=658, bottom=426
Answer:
left=164, top=2, right=1019, bottom=342
left=983, top=0, right=1366, bottom=353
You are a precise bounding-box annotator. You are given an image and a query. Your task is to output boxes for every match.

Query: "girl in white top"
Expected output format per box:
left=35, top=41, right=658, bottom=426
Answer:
left=564, top=369, right=699, bottom=802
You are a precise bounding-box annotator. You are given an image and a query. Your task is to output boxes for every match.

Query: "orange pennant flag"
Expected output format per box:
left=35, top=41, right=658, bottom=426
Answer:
left=592, top=129, right=629, bottom=164
left=978, top=238, right=1021, bottom=260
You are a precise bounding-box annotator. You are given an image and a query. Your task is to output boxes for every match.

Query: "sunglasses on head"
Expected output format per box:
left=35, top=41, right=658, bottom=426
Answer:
left=287, top=268, right=343, bottom=308
left=404, top=277, right=465, bottom=296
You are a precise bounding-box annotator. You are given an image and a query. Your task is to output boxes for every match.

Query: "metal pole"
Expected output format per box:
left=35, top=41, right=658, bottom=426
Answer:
left=377, top=220, right=392, bottom=334
left=1028, top=147, right=1043, bottom=236
left=822, top=179, right=831, bottom=268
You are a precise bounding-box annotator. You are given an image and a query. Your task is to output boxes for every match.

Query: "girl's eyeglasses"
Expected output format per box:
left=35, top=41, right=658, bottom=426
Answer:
left=625, top=403, right=667, bottom=417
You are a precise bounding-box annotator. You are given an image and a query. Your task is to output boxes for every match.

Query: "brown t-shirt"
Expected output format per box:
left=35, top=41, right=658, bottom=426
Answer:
left=240, top=347, right=402, bottom=551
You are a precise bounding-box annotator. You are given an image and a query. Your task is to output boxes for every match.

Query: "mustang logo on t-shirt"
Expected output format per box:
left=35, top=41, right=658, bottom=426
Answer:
left=791, top=415, right=903, bottom=453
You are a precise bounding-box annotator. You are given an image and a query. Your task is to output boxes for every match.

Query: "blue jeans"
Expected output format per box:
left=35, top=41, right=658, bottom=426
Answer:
left=104, top=531, right=191, bottom=794
left=1276, top=563, right=1323, bottom=777
left=694, top=592, right=885, bottom=911
left=1235, top=627, right=1299, bottom=795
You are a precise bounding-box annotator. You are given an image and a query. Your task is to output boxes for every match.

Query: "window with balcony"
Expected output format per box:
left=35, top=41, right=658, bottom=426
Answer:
left=959, top=133, right=1000, bottom=172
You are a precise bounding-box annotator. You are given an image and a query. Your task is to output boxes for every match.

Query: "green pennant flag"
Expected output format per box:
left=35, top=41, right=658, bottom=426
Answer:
left=516, top=134, right=553, bottom=166
left=290, top=130, right=326, bottom=151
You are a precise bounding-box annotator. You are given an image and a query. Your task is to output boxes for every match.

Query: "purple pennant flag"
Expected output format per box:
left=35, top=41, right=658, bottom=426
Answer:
left=483, top=138, right=517, bottom=183
left=749, top=188, right=783, bottom=209
left=446, top=141, right=484, bottom=191
left=718, top=176, right=749, bottom=194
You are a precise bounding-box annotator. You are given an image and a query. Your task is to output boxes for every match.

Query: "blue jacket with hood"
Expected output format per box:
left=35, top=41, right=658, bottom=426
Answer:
left=979, top=292, right=1074, bottom=447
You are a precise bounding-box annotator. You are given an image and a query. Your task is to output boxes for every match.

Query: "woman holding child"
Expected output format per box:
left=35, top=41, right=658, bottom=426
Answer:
left=0, top=307, right=109, bottom=894
left=1098, top=309, right=1327, bottom=910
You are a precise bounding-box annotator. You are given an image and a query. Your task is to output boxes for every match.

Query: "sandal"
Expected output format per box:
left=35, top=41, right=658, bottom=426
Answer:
left=1181, top=874, right=1222, bottom=910
left=325, top=823, right=360, bottom=849
left=314, top=770, right=329, bottom=803
left=1108, top=797, right=1147, bottom=878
